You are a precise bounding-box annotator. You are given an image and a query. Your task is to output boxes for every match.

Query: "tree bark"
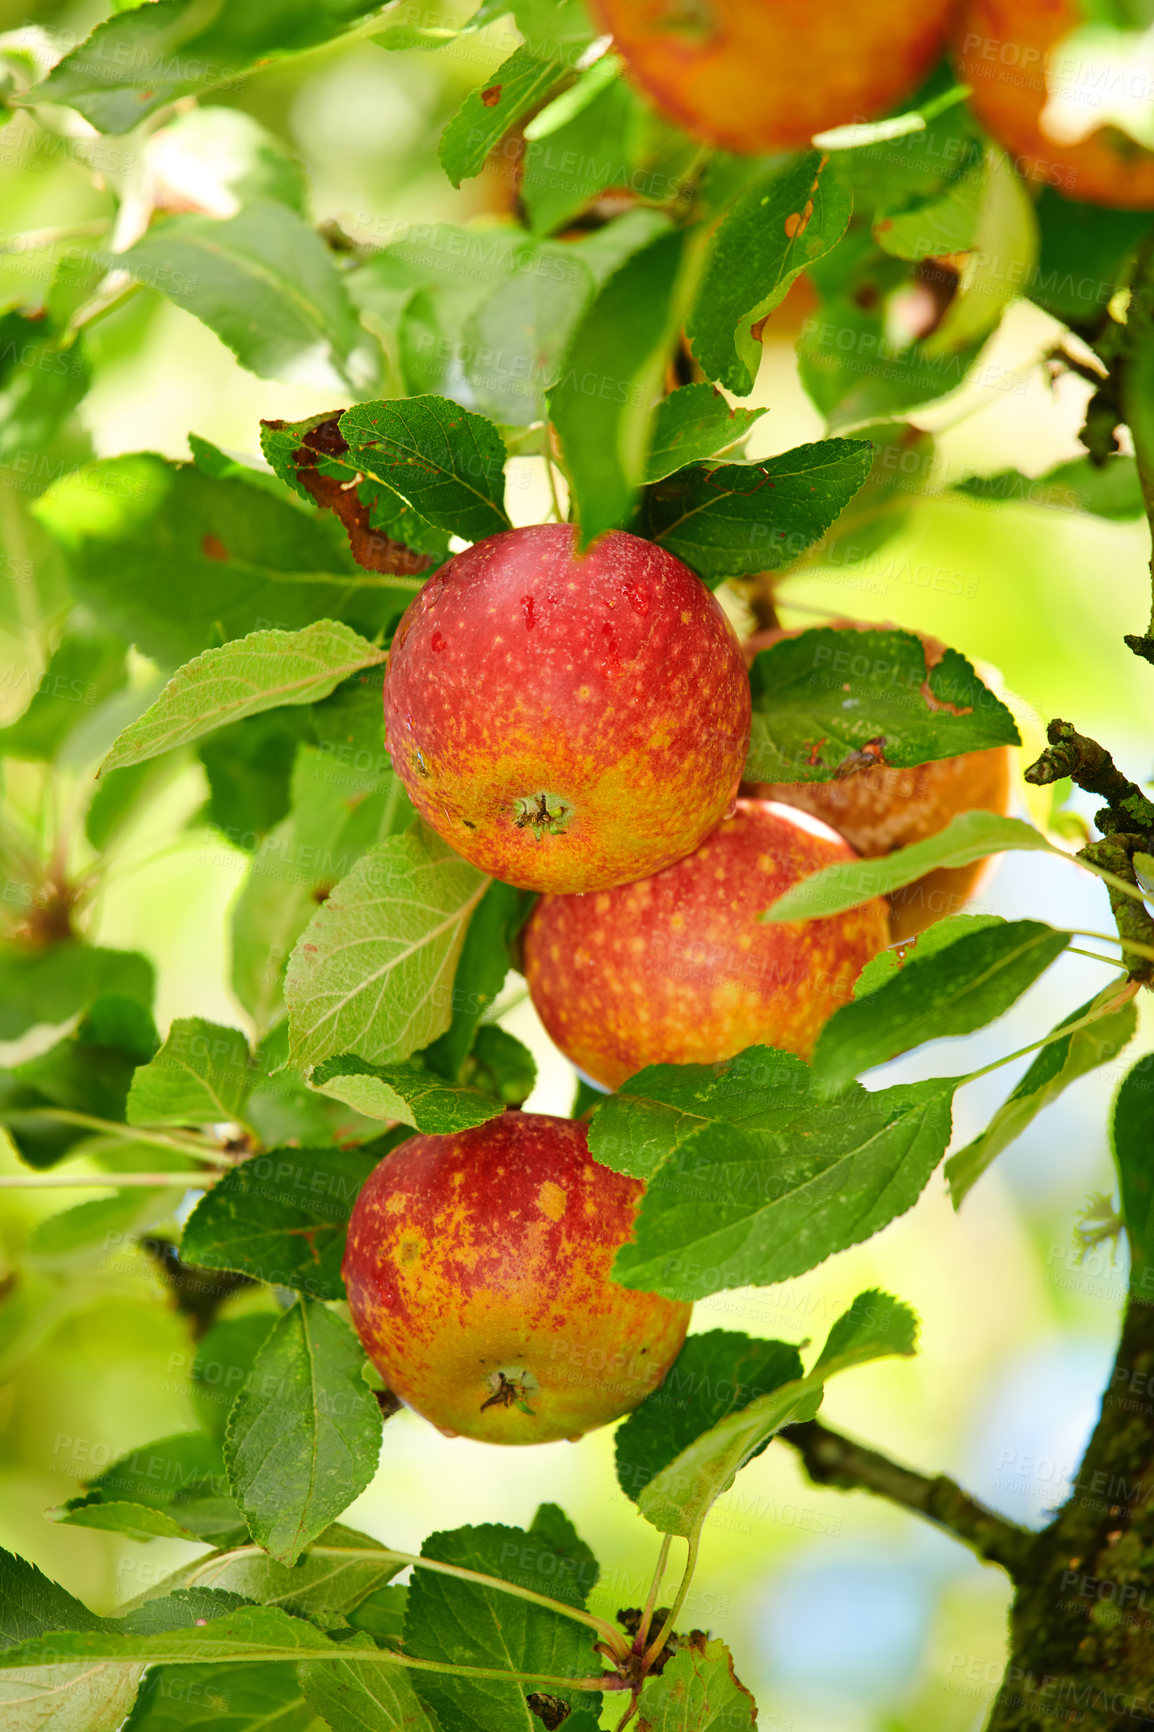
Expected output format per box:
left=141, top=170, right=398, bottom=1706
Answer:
left=986, top=1292, right=1154, bottom=1731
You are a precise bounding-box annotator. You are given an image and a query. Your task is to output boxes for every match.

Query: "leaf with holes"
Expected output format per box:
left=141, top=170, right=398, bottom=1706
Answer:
left=440, top=45, right=567, bottom=188
left=687, top=152, right=853, bottom=395
left=340, top=398, right=510, bottom=544
left=744, top=626, right=1019, bottom=784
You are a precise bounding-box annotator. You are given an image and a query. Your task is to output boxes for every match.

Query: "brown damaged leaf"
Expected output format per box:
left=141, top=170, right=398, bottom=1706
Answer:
left=265, top=415, right=434, bottom=577
left=637, top=1633, right=757, bottom=1730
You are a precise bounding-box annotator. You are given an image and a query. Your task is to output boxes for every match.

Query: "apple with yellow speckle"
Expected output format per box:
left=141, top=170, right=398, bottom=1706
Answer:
left=342, top=1112, right=691, bottom=1445
left=523, top=797, right=889, bottom=1090
left=383, top=523, right=750, bottom=894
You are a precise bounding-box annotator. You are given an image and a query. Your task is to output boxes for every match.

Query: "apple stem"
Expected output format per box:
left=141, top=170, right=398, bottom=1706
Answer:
left=543, top=453, right=565, bottom=523
left=291, top=1544, right=633, bottom=1662
left=632, top=1533, right=671, bottom=1655
left=642, top=1529, right=701, bottom=1672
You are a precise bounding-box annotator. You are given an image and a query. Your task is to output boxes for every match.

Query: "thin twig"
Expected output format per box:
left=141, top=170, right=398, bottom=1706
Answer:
left=781, top=1420, right=1034, bottom=1578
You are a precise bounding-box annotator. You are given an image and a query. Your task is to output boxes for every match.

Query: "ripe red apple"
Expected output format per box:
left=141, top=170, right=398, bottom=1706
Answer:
left=384, top=524, right=750, bottom=894
left=591, top=0, right=958, bottom=155
left=743, top=623, right=1013, bottom=942
left=956, top=0, right=1154, bottom=209
left=342, top=1112, right=691, bottom=1445
left=522, top=798, right=889, bottom=1091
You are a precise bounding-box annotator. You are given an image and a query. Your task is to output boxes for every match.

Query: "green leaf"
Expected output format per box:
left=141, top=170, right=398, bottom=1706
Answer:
left=54, top=1501, right=202, bottom=1543
left=157, top=1524, right=403, bottom=1633
left=463, top=246, right=596, bottom=425
left=520, top=71, right=639, bottom=235
left=225, top=1299, right=383, bottom=1568
left=0, top=311, right=90, bottom=471
left=687, top=152, right=853, bottom=395
left=420, top=880, right=533, bottom=1084
left=1113, top=1053, right=1154, bottom=1275
left=180, top=1146, right=378, bottom=1298
left=258, top=414, right=450, bottom=569
left=954, top=454, right=1144, bottom=521
left=285, top=827, right=490, bottom=1071
left=23, top=0, right=386, bottom=131
left=310, top=1054, right=505, bottom=1132
left=635, top=1291, right=916, bottom=1535
left=616, top=1332, right=803, bottom=1507
left=402, top=1521, right=602, bottom=1731
left=745, top=626, right=1020, bottom=784
left=633, top=441, right=873, bottom=585
left=550, top=229, right=686, bottom=546
left=0, top=1545, right=116, bottom=1646
left=63, top=1433, right=248, bottom=1547
left=461, top=1026, right=537, bottom=1108
left=1027, top=186, right=1151, bottom=324
left=761, top=811, right=1059, bottom=923
left=191, top=1315, right=278, bottom=1443
left=0, top=1654, right=143, bottom=1732
left=0, top=944, right=154, bottom=1043
left=231, top=739, right=410, bottom=1039
left=0, top=630, right=126, bottom=761
left=126, top=1017, right=254, bottom=1128
left=340, top=397, right=510, bottom=543
left=0, top=994, right=158, bottom=1167
left=123, top=1662, right=315, bottom=1732
left=948, top=986, right=1139, bottom=1206
left=197, top=707, right=312, bottom=844
left=588, top=1046, right=816, bottom=1181
left=26, top=1187, right=180, bottom=1264
left=298, top=1632, right=438, bottom=1729
left=33, top=457, right=405, bottom=668
left=0, top=1603, right=343, bottom=1667
left=122, top=202, right=379, bottom=393
left=102, top=623, right=386, bottom=775
left=614, top=1079, right=955, bottom=1301
left=812, top=920, right=1071, bottom=1091
left=636, top=1637, right=756, bottom=1731
left=873, top=154, right=988, bottom=261
left=440, top=45, right=566, bottom=187
left=644, top=385, right=767, bottom=484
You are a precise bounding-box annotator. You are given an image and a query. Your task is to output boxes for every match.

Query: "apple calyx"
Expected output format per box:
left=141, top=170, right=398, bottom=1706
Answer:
left=513, top=791, right=572, bottom=839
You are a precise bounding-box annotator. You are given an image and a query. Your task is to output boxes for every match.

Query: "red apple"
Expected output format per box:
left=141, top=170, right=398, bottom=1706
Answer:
left=342, top=1112, right=691, bottom=1445
left=384, top=524, right=750, bottom=894
left=591, top=0, right=958, bottom=155
left=522, top=797, right=889, bottom=1091
left=743, top=622, right=1014, bottom=942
